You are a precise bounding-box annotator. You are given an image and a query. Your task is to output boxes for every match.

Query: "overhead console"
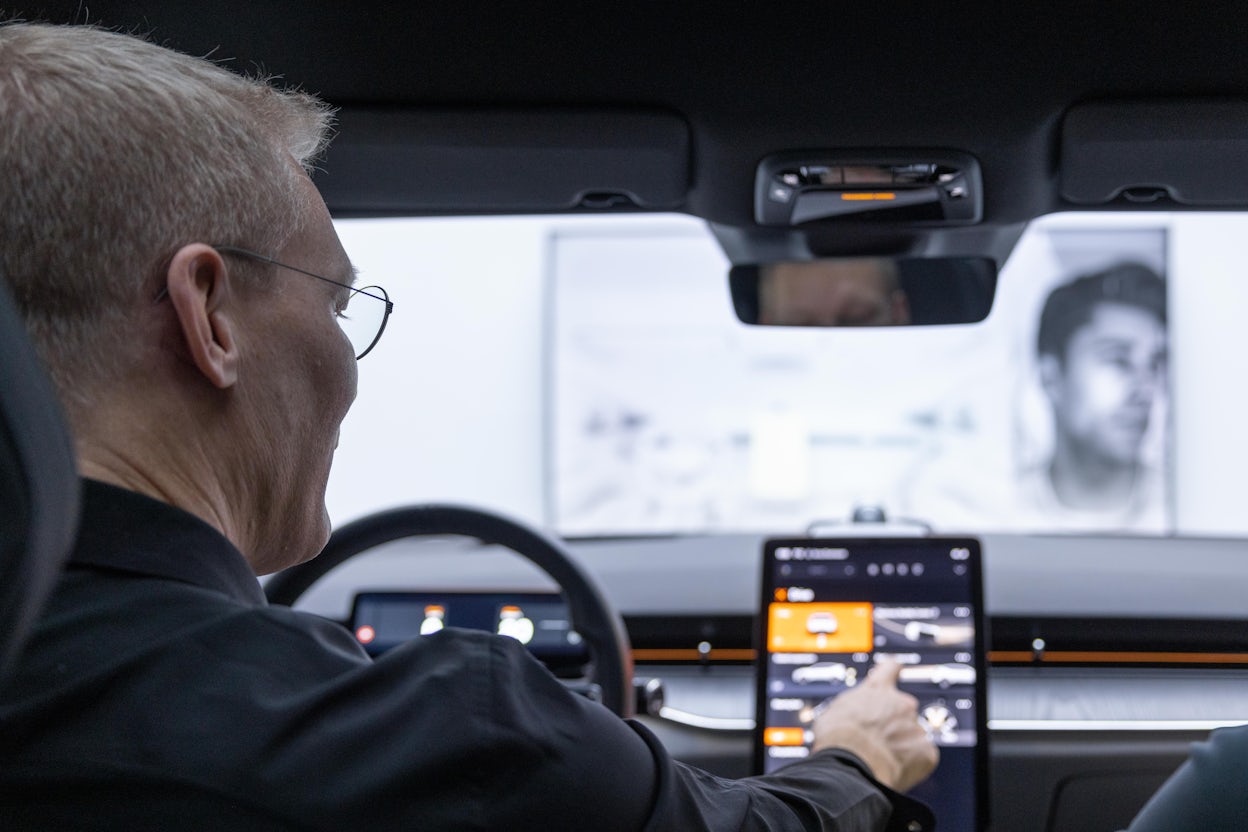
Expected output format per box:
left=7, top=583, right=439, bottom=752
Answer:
left=755, top=151, right=983, bottom=226
left=316, top=108, right=690, bottom=215
left=1062, top=99, right=1248, bottom=206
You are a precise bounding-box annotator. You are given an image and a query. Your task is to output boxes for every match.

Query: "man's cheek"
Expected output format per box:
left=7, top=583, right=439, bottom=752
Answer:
left=1080, top=364, right=1131, bottom=414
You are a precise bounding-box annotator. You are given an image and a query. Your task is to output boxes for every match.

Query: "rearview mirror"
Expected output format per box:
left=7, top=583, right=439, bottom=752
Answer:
left=729, top=256, right=997, bottom=327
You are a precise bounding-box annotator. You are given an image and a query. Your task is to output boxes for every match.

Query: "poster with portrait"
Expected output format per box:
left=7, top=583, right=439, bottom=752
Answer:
left=1010, top=224, right=1169, bottom=532
left=898, top=220, right=1170, bottom=533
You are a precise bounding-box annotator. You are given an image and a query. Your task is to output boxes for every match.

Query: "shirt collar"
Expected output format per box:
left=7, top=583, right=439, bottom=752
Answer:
left=69, top=478, right=268, bottom=607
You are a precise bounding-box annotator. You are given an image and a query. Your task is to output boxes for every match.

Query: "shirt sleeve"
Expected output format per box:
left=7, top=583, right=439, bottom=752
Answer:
left=1126, top=725, right=1248, bottom=831
left=473, top=632, right=933, bottom=832
left=637, top=725, right=934, bottom=832
left=242, top=615, right=930, bottom=832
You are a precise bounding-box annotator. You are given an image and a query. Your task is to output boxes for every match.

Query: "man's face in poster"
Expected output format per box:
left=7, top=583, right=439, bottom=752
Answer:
left=1040, top=301, right=1167, bottom=466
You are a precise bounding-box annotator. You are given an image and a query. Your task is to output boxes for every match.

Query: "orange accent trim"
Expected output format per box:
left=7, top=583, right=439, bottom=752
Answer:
left=631, top=648, right=758, bottom=662
left=989, top=650, right=1248, bottom=665
left=631, top=649, right=1248, bottom=666
left=989, top=651, right=1033, bottom=662
left=841, top=192, right=896, bottom=201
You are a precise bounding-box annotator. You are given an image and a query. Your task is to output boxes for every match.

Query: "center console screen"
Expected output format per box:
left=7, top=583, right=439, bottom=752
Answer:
left=755, top=537, right=987, bottom=831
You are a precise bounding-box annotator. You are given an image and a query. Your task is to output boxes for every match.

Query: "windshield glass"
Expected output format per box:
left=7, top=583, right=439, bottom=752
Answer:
left=326, top=212, right=1245, bottom=540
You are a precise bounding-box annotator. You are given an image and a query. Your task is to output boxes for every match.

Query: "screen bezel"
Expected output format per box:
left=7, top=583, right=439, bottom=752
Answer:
left=753, top=536, right=989, bottom=830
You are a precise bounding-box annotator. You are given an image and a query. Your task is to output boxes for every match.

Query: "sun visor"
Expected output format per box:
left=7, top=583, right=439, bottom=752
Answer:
left=314, top=108, right=689, bottom=214
left=1062, top=100, right=1248, bottom=205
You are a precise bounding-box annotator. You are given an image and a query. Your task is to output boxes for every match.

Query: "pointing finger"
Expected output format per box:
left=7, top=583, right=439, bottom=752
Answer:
left=865, top=657, right=902, bottom=687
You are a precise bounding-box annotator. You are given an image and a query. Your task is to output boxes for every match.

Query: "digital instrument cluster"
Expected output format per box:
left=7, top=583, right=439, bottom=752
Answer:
left=349, top=591, right=585, bottom=664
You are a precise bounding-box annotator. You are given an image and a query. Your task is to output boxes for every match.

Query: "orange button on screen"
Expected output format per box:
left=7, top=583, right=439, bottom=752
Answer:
left=768, top=602, right=873, bottom=653
left=764, top=727, right=806, bottom=747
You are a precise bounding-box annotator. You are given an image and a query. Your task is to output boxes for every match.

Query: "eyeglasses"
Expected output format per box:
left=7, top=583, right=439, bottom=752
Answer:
left=212, top=245, right=393, bottom=360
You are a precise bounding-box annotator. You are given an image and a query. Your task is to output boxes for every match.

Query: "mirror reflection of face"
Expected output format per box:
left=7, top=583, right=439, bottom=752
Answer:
left=1041, top=302, right=1167, bottom=465
left=759, top=259, right=911, bottom=327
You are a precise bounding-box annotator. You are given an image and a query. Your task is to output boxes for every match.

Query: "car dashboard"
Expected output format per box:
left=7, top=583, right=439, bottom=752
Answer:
left=289, top=531, right=1248, bottom=832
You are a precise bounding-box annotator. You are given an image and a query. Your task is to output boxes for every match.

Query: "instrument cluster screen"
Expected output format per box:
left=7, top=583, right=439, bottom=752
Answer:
left=350, top=591, right=586, bottom=664
left=755, top=537, right=987, bottom=831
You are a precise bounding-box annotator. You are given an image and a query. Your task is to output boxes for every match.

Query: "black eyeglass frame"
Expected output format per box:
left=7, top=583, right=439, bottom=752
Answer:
left=209, top=245, right=393, bottom=360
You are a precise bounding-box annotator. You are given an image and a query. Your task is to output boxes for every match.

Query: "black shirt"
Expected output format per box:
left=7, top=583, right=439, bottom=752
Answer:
left=0, top=479, right=934, bottom=831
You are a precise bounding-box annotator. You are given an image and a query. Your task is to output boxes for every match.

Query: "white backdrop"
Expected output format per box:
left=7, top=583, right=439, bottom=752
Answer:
left=325, top=213, right=1248, bottom=539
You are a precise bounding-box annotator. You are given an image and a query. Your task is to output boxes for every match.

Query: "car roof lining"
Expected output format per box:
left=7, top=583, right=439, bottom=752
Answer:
left=24, top=2, right=1248, bottom=256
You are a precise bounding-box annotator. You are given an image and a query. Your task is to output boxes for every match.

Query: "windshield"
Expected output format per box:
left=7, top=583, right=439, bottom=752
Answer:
left=326, top=212, right=1245, bottom=540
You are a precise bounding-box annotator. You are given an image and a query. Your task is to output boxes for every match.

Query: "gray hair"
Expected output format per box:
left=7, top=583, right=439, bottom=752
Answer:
left=0, top=23, right=335, bottom=405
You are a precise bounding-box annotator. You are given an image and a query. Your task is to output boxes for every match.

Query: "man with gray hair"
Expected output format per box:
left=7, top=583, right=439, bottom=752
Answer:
left=0, top=23, right=935, bottom=830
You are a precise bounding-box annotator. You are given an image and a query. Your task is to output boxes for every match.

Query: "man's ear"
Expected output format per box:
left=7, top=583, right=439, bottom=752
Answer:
left=164, top=244, right=240, bottom=389
left=1037, top=353, right=1064, bottom=404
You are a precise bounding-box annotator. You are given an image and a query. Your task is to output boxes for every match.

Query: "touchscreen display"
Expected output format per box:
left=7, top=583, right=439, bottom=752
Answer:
left=755, top=537, right=986, bottom=831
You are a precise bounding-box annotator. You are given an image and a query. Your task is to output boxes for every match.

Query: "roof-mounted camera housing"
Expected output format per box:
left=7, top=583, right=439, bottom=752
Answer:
left=755, top=151, right=983, bottom=227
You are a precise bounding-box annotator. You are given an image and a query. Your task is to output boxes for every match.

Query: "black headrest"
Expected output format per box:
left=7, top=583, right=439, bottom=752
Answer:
left=0, top=279, right=80, bottom=679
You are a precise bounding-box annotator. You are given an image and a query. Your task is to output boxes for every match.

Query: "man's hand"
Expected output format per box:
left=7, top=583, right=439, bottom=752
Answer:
left=810, top=658, right=939, bottom=792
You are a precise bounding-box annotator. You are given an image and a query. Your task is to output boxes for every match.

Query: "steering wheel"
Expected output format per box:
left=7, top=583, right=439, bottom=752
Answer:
left=264, top=504, right=635, bottom=717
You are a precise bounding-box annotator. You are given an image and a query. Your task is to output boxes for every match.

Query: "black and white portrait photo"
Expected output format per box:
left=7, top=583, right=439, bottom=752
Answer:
left=1003, top=222, right=1171, bottom=533
left=1018, top=262, right=1169, bottom=529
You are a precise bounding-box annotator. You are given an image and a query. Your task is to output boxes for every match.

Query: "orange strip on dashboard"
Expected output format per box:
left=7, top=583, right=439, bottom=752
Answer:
left=988, top=651, right=1034, bottom=662
left=633, top=649, right=1248, bottom=665
left=631, top=648, right=758, bottom=662
left=989, top=651, right=1248, bottom=665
